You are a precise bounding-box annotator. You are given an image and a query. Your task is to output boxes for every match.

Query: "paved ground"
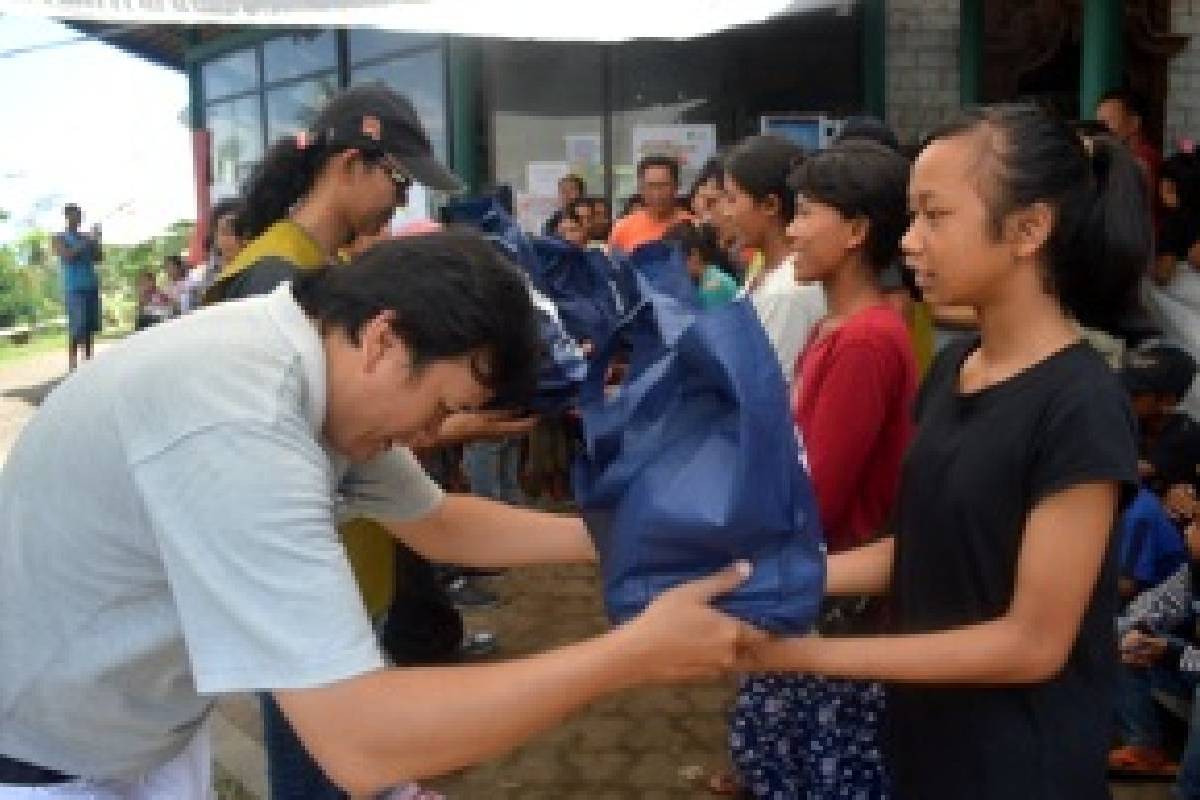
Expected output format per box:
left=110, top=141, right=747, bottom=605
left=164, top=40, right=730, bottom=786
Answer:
left=0, top=346, right=1176, bottom=799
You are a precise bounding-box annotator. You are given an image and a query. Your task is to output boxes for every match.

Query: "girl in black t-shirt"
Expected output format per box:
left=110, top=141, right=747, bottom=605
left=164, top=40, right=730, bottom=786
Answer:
left=738, top=103, right=1148, bottom=800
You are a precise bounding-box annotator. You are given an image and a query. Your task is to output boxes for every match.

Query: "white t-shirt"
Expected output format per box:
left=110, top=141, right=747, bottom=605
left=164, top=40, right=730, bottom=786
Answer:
left=1143, top=269, right=1200, bottom=419
left=740, top=256, right=827, bottom=383
left=0, top=285, right=443, bottom=781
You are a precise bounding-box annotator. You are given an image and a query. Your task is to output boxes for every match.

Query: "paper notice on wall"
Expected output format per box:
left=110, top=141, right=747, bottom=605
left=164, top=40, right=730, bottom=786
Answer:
left=390, top=183, right=432, bottom=229
left=566, top=131, right=602, bottom=169
left=631, top=124, right=717, bottom=176
left=516, top=193, right=561, bottom=234
left=526, top=161, right=571, bottom=196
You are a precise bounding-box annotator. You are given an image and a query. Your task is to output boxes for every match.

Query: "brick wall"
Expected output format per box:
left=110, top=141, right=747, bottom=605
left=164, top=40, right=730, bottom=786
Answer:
left=1166, top=1, right=1200, bottom=150
left=886, top=0, right=961, bottom=145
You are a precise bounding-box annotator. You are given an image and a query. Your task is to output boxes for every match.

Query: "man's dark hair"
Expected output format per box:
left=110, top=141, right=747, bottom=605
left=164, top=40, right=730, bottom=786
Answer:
left=567, top=197, right=594, bottom=217
left=291, top=230, right=540, bottom=408
left=64, top=203, right=81, bottom=216
left=559, top=174, right=586, bottom=194
left=636, top=155, right=681, bottom=185
left=1099, top=87, right=1150, bottom=124
left=787, top=140, right=910, bottom=273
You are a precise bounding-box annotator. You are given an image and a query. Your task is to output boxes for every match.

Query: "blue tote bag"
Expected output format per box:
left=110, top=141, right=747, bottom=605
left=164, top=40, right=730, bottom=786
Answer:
left=573, top=276, right=826, bottom=634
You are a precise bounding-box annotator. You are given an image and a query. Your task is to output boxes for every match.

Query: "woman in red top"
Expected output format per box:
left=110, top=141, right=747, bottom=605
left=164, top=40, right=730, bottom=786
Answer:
left=730, top=140, right=916, bottom=798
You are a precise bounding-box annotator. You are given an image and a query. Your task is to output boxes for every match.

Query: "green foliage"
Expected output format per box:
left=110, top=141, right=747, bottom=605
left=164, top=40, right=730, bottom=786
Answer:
left=0, top=220, right=194, bottom=330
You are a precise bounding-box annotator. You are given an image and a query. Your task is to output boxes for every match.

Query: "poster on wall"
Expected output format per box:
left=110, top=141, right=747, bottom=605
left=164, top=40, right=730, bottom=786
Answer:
left=516, top=192, right=562, bottom=234
left=631, top=124, right=717, bottom=186
left=526, top=161, right=572, bottom=197
left=391, top=183, right=432, bottom=229
left=565, top=133, right=604, bottom=194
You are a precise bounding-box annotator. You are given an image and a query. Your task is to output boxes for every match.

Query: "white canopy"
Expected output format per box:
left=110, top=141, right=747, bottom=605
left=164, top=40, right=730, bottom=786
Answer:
left=3, top=0, right=851, bottom=41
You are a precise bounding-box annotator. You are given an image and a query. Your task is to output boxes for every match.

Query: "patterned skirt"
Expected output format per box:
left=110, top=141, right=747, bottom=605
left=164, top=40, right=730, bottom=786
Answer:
left=730, top=673, right=890, bottom=800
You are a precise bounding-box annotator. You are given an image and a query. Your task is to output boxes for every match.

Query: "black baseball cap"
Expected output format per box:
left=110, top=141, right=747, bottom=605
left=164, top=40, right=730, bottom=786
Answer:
left=311, top=83, right=462, bottom=193
left=1121, top=344, right=1198, bottom=398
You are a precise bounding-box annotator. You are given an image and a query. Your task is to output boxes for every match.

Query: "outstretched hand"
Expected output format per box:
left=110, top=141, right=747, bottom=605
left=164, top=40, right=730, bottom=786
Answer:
left=619, top=562, right=767, bottom=684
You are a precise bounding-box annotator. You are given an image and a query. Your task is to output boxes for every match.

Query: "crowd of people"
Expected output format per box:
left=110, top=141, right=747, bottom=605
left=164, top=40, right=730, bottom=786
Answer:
left=5, top=77, right=1199, bottom=800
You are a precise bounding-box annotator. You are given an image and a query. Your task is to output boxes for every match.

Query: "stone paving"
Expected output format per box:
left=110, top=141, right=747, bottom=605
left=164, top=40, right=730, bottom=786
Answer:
left=0, top=347, right=1176, bottom=799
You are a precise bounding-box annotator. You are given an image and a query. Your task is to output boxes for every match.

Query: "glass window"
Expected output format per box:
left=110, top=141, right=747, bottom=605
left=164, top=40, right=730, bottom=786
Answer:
left=208, top=95, right=263, bottom=200
left=352, top=48, right=448, bottom=161
left=609, top=13, right=862, bottom=204
left=486, top=42, right=605, bottom=233
left=203, top=48, right=257, bottom=102
left=265, top=74, right=341, bottom=143
left=263, top=30, right=337, bottom=85
left=611, top=40, right=725, bottom=204
left=349, top=28, right=441, bottom=65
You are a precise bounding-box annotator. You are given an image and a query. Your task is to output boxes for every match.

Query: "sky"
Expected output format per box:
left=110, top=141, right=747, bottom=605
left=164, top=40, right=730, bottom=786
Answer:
left=0, top=14, right=193, bottom=245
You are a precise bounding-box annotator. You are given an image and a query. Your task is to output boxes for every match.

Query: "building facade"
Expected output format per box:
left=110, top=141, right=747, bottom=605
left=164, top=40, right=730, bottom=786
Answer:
left=83, top=0, right=1200, bottom=248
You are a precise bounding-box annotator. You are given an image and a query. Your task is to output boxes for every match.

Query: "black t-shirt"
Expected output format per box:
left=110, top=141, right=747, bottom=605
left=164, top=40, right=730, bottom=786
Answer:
left=887, top=338, right=1138, bottom=800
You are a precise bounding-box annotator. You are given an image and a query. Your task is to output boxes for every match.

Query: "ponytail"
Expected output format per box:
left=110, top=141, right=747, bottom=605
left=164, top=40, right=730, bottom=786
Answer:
left=925, top=104, right=1152, bottom=329
left=236, top=135, right=327, bottom=241
left=1064, top=135, right=1153, bottom=328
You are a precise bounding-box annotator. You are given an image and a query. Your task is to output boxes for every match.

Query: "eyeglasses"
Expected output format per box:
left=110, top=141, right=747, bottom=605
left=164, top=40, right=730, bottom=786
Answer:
left=379, top=155, right=413, bottom=199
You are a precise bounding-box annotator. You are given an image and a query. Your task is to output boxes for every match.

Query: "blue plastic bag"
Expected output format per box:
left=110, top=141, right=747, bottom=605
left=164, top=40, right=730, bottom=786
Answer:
left=527, top=287, right=589, bottom=414
left=530, top=236, right=622, bottom=346
left=610, top=241, right=702, bottom=314
left=573, top=274, right=826, bottom=634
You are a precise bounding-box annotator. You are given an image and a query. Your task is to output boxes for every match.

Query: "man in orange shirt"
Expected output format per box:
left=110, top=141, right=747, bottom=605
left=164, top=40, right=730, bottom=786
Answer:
left=608, top=155, right=692, bottom=254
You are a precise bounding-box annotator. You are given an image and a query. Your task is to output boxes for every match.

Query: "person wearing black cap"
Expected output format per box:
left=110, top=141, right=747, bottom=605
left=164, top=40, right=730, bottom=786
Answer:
left=1122, top=344, right=1199, bottom=475
left=205, top=82, right=461, bottom=304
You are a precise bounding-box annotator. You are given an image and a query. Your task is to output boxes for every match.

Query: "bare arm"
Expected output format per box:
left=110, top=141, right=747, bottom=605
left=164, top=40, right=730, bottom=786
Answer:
left=384, top=493, right=596, bottom=567
left=743, top=482, right=1116, bottom=684
left=825, top=537, right=894, bottom=597
left=276, top=565, right=758, bottom=796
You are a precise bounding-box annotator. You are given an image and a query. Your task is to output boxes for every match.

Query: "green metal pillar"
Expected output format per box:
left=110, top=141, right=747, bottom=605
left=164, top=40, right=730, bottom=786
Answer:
left=959, top=0, right=983, bottom=105
left=447, top=37, right=484, bottom=194
left=862, top=0, right=886, bottom=118
left=1080, top=0, right=1125, bottom=118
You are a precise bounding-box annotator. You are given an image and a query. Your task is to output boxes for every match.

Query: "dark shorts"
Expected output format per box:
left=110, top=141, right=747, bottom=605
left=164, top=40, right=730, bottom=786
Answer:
left=65, top=288, right=101, bottom=339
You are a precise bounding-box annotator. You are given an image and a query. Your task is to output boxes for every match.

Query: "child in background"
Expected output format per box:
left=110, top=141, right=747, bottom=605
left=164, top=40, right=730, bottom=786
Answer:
left=134, top=271, right=173, bottom=331
left=1113, top=345, right=1198, bottom=601
left=662, top=221, right=739, bottom=308
left=1112, top=422, right=1200, bottom=789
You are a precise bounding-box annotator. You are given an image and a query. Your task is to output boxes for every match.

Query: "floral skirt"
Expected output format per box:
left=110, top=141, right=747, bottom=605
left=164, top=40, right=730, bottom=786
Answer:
left=730, top=673, right=890, bottom=800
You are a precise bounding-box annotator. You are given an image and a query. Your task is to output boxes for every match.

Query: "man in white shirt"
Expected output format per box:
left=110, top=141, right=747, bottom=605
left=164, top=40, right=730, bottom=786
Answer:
left=0, top=232, right=755, bottom=799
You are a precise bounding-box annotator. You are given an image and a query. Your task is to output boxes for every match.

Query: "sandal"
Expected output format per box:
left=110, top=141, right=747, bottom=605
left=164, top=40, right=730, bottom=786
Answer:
left=1108, top=745, right=1178, bottom=779
left=707, top=769, right=742, bottom=795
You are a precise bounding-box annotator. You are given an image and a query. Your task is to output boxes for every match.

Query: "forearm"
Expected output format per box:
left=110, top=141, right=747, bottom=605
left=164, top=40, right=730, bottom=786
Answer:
left=826, top=537, right=894, bottom=596
left=281, top=628, right=643, bottom=794
left=385, top=494, right=596, bottom=567
left=750, top=614, right=1064, bottom=685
